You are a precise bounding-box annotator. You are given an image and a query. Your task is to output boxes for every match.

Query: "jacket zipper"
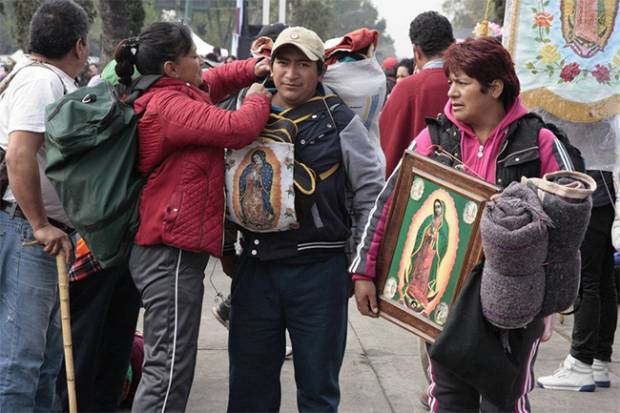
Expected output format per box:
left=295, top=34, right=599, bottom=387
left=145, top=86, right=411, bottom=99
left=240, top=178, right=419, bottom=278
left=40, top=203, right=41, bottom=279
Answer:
left=494, top=131, right=511, bottom=167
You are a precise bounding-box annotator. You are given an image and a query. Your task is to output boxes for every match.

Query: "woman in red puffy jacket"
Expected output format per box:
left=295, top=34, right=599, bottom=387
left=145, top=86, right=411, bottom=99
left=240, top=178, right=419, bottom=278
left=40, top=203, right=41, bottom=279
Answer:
left=114, top=22, right=271, bottom=412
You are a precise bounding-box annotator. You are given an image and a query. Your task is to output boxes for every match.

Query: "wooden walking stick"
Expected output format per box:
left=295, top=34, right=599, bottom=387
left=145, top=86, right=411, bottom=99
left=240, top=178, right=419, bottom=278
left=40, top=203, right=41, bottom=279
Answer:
left=56, top=252, right=78, bottom=413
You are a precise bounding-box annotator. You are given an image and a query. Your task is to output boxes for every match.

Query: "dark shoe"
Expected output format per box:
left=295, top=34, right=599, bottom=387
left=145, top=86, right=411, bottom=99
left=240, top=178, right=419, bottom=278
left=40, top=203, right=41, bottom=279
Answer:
left=212, top=294, right=231, bottom=329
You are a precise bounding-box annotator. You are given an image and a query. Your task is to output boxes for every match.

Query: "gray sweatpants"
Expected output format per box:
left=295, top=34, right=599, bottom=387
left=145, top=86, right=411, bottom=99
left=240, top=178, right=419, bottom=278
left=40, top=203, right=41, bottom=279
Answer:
left=129, top=243, right=209, bottom=412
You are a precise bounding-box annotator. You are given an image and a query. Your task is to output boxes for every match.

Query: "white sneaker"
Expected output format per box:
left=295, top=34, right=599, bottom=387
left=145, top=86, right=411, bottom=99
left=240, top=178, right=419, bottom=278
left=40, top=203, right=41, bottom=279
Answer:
left=593, top=359, right=610, bottom=388
left=537, top=355, right=595, bottom=392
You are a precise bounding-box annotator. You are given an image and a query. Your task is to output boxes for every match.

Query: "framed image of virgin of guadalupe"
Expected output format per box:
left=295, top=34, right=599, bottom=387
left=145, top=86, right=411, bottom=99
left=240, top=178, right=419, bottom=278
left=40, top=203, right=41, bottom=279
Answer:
left=375, top=152, right=499, bottom=343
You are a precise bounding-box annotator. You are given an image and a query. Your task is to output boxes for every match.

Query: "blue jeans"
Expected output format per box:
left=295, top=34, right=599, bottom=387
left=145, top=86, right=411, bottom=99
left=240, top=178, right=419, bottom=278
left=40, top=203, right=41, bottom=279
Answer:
left=0, top=211, right=63, bottom=412
left=228, top=253, right=349, bottom=413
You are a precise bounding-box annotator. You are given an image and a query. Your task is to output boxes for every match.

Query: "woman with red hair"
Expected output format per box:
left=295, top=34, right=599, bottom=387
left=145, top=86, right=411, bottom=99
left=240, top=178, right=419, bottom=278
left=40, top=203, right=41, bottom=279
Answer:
left=413, top=37, right=572, bottom=184
left=351, top=37, right=576, bottom=412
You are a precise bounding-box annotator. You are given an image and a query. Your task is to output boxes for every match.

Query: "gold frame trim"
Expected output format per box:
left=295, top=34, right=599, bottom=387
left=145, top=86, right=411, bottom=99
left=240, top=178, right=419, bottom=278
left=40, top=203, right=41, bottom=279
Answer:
left=522, top=88, right=620, bottom=123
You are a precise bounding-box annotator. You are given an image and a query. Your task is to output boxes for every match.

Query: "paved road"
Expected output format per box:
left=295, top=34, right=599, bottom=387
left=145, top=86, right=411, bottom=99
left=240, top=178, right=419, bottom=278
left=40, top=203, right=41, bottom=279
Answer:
left=182, top=261, right=619, bottom=412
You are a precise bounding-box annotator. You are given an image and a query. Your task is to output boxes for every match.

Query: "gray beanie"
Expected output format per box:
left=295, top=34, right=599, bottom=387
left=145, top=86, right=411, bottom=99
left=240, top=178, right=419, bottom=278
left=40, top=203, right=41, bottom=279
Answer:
left=480, top=182, right=552, bottom=328
left=523, top=171, right=596, bottom=316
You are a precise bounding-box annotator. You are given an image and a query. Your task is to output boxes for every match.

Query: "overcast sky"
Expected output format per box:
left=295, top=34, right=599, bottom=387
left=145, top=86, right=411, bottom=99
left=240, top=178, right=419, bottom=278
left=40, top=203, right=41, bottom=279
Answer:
left=370, top=0, right=444, bottom=58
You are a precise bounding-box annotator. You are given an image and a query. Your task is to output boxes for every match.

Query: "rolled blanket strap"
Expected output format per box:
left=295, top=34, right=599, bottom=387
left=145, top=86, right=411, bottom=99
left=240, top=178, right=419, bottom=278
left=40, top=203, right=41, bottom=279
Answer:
left=522, top=171, right=597, bottom=203
left=522, top=171, right=596, bottom=317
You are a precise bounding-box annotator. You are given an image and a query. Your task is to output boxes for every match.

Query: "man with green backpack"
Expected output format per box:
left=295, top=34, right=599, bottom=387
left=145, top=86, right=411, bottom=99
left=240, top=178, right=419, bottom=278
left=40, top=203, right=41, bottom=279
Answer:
left=0, top=1, right=89, bottom=410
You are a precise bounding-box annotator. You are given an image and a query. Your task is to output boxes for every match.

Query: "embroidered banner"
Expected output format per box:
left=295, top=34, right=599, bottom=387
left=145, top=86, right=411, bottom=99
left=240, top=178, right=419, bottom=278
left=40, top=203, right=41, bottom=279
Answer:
left=504, top=0, right=620, bottom=123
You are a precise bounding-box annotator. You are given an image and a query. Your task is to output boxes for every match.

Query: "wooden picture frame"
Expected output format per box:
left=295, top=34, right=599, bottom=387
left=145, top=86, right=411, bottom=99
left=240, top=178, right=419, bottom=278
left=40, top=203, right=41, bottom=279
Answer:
left=375, top=151, right=499, bottom=343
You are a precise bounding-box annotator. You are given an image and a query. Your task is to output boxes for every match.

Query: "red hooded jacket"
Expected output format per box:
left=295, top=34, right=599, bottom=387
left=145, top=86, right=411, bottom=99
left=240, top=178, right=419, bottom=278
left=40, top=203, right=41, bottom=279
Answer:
left=132, top=59, right=270, bottom=255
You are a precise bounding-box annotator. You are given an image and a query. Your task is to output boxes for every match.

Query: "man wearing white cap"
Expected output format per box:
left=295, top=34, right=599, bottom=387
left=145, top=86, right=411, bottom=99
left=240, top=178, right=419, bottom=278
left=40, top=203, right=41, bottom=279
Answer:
left=226, top=27, right=384, bottom=412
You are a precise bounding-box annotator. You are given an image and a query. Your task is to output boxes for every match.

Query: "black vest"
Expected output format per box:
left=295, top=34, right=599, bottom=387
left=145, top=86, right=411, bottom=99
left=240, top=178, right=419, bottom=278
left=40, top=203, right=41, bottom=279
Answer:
left=426, top=114, right=555, bottom=188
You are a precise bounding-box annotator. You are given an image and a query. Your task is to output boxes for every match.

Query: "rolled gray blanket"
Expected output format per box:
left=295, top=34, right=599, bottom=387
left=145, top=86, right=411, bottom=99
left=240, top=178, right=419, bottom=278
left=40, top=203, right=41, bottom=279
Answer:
left=480, top=182, right=552, bottom=328
left=523, top=171, right=596, bottom=317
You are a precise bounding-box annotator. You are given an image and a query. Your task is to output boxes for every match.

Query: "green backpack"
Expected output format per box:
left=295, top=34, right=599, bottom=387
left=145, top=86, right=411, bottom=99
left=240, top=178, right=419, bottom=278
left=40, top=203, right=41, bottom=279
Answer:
left=45, top=75, right=160, bottom=268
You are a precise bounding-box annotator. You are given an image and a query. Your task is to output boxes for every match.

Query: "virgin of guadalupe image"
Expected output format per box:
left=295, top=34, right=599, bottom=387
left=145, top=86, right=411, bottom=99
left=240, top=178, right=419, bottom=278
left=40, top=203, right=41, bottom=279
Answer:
left=402, top=199, right=449, bottom=312
left=239, top=149, right=276, bottom=230
left=561, top=0, right=618, bottom=58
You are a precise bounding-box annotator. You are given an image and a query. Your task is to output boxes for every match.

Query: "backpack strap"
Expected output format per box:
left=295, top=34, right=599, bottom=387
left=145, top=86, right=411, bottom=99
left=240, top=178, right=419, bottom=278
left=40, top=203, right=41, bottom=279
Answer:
left=511, top=113, right=542, bottom=150
left=425, top=114, right=460, bottom=166
left=514, top=113, right=584, bottom=172
left=124, top=75, right=162, bottom=105
left=261, top=115, right=298, bottom=143
left=278, top=94, right=342, bottom=124
left=272, top=94, right=344, bottom=194
left=124, top=76, right=163, bottom=182
left=0, top=61, right=67, bottom=97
